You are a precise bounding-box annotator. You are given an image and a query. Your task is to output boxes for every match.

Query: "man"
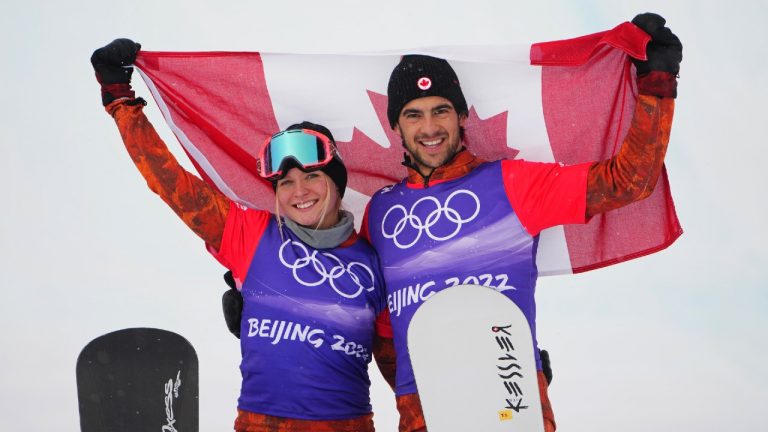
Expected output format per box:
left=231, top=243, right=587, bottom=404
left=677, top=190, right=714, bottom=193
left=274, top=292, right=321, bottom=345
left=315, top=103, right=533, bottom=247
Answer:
left=362, top=13, right=682, bottom=432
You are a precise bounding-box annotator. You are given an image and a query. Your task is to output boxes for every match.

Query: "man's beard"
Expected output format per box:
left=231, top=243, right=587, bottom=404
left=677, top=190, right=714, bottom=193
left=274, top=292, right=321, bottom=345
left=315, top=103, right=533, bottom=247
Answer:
left=405, top=141, right=460, bottom=173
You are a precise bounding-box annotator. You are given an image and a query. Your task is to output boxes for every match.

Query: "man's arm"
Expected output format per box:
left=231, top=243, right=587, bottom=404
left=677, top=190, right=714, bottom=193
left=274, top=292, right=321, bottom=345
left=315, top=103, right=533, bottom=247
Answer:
left=93, top=39, right=230, bottom=249
left=361, top=205, right=397, bottom=389
left=373, top=309, right=397, bottom=390
left=372, top=328, right=397, bottom=390
left=585, top=13, right=681, bottom=218
left=496, top=14, right=683, bottom=237
left=585, top=95, right=673, bottom=218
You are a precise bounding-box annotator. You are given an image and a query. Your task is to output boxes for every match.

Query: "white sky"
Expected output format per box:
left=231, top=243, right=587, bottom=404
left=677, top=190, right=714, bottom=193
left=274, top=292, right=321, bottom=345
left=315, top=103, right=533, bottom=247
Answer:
left=1, top=1, right=766, bottom=431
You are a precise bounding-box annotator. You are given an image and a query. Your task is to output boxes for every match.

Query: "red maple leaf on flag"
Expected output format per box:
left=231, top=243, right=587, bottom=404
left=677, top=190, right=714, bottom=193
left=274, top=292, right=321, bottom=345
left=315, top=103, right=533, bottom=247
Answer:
left=335, top=91, right=404, bottom=196
left=463, top=106, right=519, bottom=162
left=337, top=90, right=518, bottom=196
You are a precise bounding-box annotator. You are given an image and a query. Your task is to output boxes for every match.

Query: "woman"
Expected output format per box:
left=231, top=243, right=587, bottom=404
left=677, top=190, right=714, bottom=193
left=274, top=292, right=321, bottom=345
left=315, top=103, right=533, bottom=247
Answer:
left=92, top=39, right=395, bottom=432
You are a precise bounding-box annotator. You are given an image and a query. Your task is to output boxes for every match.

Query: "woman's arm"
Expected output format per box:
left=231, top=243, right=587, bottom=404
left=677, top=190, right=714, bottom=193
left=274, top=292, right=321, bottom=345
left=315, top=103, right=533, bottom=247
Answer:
left=108, top=99, right=230, bottom=249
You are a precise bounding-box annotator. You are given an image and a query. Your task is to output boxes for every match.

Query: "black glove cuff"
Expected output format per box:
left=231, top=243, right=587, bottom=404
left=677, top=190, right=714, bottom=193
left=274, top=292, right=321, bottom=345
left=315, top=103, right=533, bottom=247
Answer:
left=637, top=71, right=678, bottom=98
left=540, top=349, right=553, bottom=385
left=125, top=97, right=147, bottom=106
left=100, top=83, right=135, bottom=106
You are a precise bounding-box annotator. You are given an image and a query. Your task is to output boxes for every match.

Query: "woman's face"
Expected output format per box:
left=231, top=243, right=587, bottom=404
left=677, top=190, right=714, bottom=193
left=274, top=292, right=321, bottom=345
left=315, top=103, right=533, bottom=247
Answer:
left=276, top=168, right=340, bottom=229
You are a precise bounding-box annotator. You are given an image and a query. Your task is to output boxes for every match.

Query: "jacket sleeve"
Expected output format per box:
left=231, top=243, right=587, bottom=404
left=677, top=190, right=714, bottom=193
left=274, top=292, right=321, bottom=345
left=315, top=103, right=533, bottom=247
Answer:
left=372, top=309, right=397, bottom=391
left=107, top=99, right=231, bottom=249
left=585, top=94, right=675, bottom=218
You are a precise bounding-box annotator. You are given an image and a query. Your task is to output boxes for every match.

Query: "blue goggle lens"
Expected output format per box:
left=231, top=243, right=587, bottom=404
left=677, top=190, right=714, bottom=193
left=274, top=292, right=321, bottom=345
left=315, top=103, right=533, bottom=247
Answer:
left=268, top=130, right=322, bottom=171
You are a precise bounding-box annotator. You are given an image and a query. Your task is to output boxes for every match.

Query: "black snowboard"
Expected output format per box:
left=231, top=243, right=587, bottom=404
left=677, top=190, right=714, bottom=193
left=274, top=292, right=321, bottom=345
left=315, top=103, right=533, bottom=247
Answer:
left=76, top=327, right=199, bottom=432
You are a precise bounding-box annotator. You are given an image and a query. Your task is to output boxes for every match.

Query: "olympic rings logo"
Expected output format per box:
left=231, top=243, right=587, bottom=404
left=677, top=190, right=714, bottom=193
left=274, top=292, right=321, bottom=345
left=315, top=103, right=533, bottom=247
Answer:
left=380, top=189, right=481, bottom=249
left=278, top=240, right=375, bottom=299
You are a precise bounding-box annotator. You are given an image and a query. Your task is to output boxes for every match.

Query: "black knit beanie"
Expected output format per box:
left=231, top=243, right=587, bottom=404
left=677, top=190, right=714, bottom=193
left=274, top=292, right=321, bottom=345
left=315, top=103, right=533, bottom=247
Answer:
left=386, top=55, right=468, bottom=128
left=271, top=122, right=348, bottom=198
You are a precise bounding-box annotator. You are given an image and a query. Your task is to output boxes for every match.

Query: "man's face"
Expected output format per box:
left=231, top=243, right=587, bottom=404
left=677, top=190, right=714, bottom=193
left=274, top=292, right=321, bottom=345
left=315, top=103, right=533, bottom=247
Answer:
left=394, top=96, right=466, bottom=176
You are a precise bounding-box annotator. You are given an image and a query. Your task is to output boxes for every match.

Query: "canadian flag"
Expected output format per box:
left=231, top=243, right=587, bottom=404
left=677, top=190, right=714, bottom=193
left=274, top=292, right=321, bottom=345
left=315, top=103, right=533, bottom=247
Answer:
left=134, top=22, right=681, bottom=276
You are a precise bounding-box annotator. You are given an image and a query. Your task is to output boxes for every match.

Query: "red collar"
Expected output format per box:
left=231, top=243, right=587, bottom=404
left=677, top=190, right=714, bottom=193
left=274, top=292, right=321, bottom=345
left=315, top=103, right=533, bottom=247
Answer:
left=405, top=148, right=486, bottom=187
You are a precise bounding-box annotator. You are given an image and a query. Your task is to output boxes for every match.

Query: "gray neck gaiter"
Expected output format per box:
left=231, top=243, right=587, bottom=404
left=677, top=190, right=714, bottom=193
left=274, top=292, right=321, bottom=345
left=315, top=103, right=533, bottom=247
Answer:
left=283, top=210, right=355, bottom=249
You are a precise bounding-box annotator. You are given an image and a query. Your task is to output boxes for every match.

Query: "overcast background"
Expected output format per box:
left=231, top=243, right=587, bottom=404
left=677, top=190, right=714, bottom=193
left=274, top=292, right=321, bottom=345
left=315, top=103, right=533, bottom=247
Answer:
left=1, top=1, right=766, bottom=431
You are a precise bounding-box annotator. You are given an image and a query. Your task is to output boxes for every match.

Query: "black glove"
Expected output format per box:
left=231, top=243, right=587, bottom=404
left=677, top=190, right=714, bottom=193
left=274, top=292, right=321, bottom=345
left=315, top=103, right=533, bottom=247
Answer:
left=631, top=13, right=682, bottom=76
left=631, top=13, right=682, bottom=98
left=540, top=349, right=553, bottom=385
left=91, top=38, right=142, bottom=106
left=222, top=271, right=243, bottom=339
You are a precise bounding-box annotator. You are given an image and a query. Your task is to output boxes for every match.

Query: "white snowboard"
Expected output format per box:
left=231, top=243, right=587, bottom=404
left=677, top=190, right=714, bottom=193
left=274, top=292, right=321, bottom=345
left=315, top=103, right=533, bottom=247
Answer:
left=408, top=284, right=544, bottom=431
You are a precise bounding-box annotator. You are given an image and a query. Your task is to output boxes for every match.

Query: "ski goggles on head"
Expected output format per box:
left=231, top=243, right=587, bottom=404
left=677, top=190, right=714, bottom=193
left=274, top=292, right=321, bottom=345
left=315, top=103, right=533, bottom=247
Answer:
left=256, top=129, right=336, bottom=181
